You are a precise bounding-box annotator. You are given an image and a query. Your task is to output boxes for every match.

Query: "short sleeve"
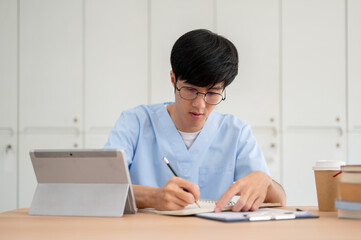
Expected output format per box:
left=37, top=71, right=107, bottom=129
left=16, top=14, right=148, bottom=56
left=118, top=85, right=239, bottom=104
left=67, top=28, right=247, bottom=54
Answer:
left=234, top=123, right=270, bottom=180
left=104, top=110, right=140, bottom=167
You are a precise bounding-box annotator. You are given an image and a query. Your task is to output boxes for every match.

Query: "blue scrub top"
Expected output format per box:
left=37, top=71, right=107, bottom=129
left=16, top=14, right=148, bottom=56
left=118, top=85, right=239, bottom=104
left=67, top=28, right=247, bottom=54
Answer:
left=104, top=102, right=270, bottom=200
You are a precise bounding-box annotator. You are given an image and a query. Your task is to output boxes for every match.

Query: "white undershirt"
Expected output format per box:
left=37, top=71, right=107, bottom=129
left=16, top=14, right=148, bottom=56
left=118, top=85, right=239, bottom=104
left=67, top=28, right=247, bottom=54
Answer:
left=178, top=130, right=200, bottom=149
left=165, top=104, right=200, bottom=149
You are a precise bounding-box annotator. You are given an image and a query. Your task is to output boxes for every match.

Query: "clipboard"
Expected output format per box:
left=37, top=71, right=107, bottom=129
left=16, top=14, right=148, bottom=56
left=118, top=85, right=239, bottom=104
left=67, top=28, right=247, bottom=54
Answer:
left=196, top=208, right=319, bottom=222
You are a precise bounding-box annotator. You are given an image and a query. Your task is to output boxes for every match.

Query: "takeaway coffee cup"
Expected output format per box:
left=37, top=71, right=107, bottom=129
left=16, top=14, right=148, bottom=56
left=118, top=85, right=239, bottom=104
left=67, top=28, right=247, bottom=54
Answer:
left=313, top=160, right=345, bottom=211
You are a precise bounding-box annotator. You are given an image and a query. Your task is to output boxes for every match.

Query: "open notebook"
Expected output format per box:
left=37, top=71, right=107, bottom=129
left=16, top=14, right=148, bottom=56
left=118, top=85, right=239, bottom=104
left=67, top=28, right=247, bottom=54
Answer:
left=138, top=200, right=281, bottom=216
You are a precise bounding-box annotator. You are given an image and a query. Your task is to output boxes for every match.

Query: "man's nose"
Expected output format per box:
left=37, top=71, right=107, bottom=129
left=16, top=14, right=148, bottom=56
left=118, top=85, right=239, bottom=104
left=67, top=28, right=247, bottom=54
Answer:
left=192, top=93, right=207, bottom=108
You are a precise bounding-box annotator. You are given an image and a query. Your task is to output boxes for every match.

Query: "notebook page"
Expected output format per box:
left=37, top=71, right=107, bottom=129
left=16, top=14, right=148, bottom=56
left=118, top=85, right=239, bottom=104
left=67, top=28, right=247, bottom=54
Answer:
left=139, top=199, right=234, bottom=216
left=138, top=200, right=281, bottom=216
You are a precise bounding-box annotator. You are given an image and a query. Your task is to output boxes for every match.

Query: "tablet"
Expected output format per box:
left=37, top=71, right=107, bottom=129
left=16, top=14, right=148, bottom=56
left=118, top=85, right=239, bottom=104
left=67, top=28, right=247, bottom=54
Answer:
left=29, top=149, right=137, bottom=217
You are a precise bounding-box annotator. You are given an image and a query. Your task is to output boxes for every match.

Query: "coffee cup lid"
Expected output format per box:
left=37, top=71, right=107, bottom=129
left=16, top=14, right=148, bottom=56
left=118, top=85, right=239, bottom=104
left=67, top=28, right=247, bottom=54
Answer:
left=312, top=160, right=345, bottom=171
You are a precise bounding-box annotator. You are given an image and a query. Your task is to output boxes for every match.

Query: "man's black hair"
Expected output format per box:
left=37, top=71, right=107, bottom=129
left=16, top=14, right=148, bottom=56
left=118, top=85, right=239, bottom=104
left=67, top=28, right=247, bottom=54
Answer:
left=170, top=29, right=238, bottom=89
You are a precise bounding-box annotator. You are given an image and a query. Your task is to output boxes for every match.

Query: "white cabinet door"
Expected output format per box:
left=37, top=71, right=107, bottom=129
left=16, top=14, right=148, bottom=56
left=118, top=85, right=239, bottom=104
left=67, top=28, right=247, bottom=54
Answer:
left=282, top=0, right=346, bottom=128
left=282, top=0, right=347, bottom=205
left=0, top=0, right=17, bottom=129
left=84, top=0, right=148, bottom=140
left=0, top=134, right=17, bottom=212
left=217, top=0, right=280, bottom=127
left=0, top=0, right=18, bottom=212
left=18, top=132, right=82, bottom=208
left=348, top=0, right=361, bottom=132
left=347, top=0, right=361, bottom=165
left=349, top=133, right=361, bottom=164
left=216, top=0, right=281, bottom=181
left=283, top=129, right=346, bottom=206
left=150, top=0, right=214, bottom=104
left=85, top=132, right=111, bottom=149
left=19, top=0, right=83, bottom=130
left=252, top=128, right=281, bottom=182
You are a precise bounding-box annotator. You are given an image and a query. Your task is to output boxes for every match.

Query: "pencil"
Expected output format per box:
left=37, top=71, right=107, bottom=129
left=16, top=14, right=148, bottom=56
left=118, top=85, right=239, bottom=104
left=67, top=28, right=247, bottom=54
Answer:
left=162, top=157, right=201, bottom=208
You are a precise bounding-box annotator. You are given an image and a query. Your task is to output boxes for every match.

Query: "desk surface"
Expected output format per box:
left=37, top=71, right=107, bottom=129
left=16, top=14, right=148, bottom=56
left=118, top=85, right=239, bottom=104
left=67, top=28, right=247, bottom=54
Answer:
left=1, top=207, right=360, bottom=240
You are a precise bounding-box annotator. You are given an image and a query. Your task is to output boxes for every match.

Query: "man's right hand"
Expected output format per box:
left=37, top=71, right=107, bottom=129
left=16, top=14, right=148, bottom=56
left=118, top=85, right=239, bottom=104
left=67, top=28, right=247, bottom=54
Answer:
left=133, top=177, right=200, bottom=210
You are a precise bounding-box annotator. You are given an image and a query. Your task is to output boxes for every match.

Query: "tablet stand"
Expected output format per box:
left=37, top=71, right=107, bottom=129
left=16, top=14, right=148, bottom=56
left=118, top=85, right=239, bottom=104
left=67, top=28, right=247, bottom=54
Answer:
left=29, top=183, right=133, bottom=217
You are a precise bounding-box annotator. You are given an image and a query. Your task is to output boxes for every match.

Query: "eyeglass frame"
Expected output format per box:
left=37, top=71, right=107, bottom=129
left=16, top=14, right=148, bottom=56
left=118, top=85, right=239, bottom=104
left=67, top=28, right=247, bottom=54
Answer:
left=174, top=79, right=226, bottom=105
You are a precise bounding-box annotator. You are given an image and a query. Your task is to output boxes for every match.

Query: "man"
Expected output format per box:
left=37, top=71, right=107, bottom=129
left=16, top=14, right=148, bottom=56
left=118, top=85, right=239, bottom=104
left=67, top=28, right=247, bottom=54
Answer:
left=105, top=29, right=286, bottom=212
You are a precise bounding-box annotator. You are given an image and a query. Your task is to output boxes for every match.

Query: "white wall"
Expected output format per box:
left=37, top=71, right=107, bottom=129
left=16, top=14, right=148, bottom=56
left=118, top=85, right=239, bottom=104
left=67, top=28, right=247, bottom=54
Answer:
left=1, top=0, right=360, bottom=211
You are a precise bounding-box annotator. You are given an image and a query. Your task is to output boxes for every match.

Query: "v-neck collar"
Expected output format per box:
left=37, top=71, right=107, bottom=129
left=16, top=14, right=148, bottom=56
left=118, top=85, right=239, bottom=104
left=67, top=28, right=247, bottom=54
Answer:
left=150, top=103, right=221, bottom=177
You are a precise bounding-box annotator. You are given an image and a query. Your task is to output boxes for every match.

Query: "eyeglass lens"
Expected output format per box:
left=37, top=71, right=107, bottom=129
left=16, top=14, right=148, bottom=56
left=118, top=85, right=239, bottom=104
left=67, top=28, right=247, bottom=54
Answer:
left=179, top=87, right=223, bottom=105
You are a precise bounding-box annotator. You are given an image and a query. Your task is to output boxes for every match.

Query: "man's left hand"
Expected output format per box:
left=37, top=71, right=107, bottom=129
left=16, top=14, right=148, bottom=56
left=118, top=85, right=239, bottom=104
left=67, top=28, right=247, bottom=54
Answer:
left=215, top=171, right=272, bottom=212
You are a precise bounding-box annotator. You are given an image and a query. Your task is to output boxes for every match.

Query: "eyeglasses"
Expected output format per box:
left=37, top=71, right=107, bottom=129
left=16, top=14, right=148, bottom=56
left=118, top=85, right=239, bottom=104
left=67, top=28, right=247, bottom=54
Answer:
left=175, top=82, right=226, bottom=105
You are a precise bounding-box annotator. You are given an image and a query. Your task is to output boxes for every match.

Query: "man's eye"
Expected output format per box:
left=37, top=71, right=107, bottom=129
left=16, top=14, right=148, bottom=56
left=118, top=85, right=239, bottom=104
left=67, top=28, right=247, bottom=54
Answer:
left=185, top=87, right=198, bottom=93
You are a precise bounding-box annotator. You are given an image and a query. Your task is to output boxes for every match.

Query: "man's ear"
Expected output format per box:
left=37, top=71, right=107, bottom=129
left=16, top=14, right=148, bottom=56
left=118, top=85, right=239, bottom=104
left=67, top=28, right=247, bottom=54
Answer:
left=170, top=70, right=176, bottom=87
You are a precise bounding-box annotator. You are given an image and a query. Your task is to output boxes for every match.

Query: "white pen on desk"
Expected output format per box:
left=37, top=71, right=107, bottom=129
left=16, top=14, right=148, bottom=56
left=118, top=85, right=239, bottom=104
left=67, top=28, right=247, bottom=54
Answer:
left=162, top=157, right=201, bottom=208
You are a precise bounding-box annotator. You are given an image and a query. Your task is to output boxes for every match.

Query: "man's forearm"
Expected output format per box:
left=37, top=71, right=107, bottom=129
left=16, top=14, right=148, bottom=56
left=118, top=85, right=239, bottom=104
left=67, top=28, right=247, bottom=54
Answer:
left=132, top=184, right=157, bottom=209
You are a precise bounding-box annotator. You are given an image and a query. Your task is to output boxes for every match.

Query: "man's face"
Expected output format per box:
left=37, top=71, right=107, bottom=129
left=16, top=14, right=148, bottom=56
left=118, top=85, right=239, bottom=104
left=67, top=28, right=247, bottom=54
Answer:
left=170, top=71, right=224, bottom=132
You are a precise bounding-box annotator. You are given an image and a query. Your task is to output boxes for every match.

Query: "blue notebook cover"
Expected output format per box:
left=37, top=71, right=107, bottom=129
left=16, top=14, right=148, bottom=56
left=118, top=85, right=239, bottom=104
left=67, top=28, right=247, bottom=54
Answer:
left=335, top=200, right=361, bottom=210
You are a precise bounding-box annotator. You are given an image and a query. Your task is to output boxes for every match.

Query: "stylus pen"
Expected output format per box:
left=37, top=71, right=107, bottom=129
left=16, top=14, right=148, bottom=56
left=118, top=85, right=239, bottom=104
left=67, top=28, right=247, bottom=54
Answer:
left=162, top=157, right=201, bottom=208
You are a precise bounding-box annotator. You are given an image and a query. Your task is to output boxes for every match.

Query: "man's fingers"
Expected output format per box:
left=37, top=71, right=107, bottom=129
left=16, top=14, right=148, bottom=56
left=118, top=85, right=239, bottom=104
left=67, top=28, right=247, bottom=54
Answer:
left=250, top=197, right=264, bottom=211
left=169, top=194, right=191, bottom=209
left=215, top=183, right=240, bottom=212
left=166, top=177, right=200, bottom=206
left=174, top=188, right=197, bottom=204
left=162, top=199, right=188, bottom=210
left=238, top=193, right=256, bottom=212
left=172, top=177, right=200, bottom=202
left=215, top=172, right=273, bottom=212
left=230, top=186, right=257, bottom=212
